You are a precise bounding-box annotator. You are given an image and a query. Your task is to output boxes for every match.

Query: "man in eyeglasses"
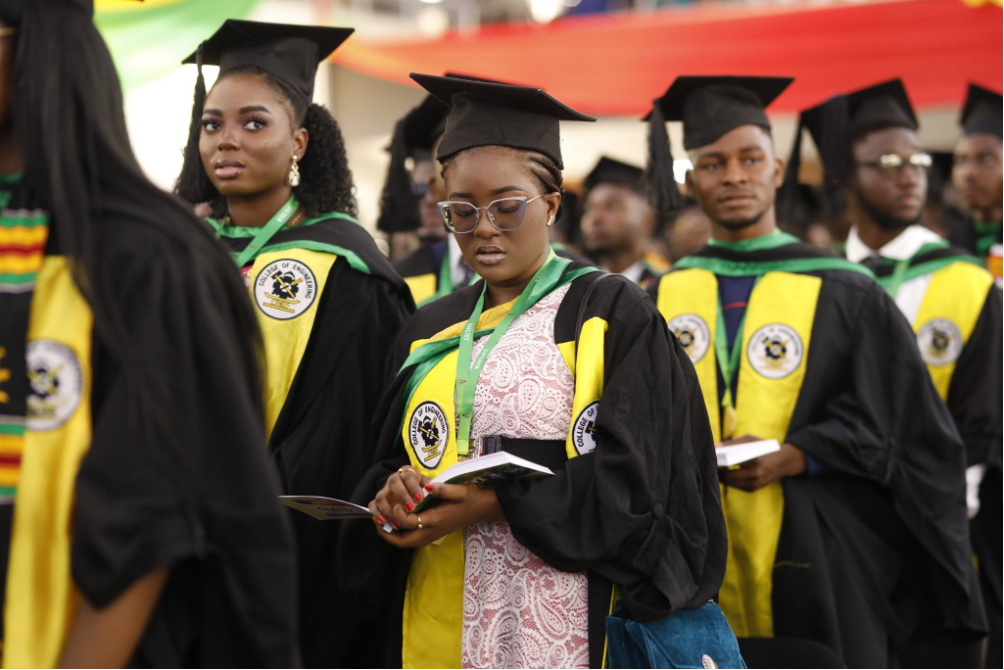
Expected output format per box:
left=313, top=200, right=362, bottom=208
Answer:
left=790, top=79, right=1000, bottom=666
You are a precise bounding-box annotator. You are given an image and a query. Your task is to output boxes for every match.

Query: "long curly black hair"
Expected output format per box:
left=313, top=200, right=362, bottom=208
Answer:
left=175, top=65, right=357, bottom=219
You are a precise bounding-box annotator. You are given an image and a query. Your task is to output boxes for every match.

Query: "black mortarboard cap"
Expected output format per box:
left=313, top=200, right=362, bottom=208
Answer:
left=643, top=75, right=792, bottom=222
left=182, top=20, right=353, bottom=103
left=960, top=83, right=1002, bottom=138
left=648, top=76, right=793, bottom=150
left=584, top=157, right=644, bottom=194
left=410, top=73, right=596, bottom=170
left=377, top=74, right=512, bottom=233
left=780, top=78, right=918, bottom=217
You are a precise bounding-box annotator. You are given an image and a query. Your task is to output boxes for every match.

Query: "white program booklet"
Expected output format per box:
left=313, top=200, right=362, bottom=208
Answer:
left=382, top=451, right=554, bottom=533
left=716, top=439, right=781, bottom=468
left=280, top=495, right=372, bottom=520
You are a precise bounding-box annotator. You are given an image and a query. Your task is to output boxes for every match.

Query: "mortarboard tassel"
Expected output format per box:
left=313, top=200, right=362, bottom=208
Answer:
left=376, top=116, right=421, bottom=234
left=181, top=44, right=212, bottom=201
left=817, top=94, right=850, bottom=216
left=644, top=101, right=684, bottom=228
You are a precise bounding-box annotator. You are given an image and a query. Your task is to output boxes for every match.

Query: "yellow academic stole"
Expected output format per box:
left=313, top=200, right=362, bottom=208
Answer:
left=657, top=269, right=821, bottom=637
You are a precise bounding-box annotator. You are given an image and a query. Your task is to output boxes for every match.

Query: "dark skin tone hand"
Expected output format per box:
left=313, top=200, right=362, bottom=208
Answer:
left=369, top=469, right=505, bottom=550
left=369, top=145, right=559, bottom=545
left=717, top=434, right=807, bottom=492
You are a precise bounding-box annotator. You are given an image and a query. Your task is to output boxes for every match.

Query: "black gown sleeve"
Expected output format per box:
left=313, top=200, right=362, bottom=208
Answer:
left=496, top=284, right=727, bottom=622
left=946, top=285, right=1003, bottom=468
left=266, top=260, right=413, bottom=668
left=72, top=227, right=298, bottom=667
left=785, top=282, right=984, bottom=634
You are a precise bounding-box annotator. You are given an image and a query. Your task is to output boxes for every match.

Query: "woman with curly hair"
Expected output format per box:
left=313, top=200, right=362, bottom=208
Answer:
left=174, top=20, right=413, bottom=667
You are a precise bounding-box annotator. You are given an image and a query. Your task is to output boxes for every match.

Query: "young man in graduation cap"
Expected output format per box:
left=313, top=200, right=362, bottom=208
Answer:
left=580, top=156, right=668, bottom=288
left=951, top=83, right=1003, bottom=286
left=645, top=75, right=987, bottom=667
left=173, top=19, right=414, bottom=667
left=787, top=78, right=1001, bottom=667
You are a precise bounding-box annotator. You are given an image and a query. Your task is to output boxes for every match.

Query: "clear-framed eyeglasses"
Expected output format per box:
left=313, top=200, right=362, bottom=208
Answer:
left=437, top=194, right=551, bottom=234
left=855, top=152, right=933, bottom=177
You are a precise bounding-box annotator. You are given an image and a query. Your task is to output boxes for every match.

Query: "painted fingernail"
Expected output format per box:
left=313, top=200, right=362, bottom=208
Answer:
left=391, top=521, right=399, bottom=529
left=405, top=502, right=415, bottom=512
left=425, top=483, right=435, bottom=492
left=378, top=516, right=386, bottom=524
left=414, top=492, right=424, bottom=502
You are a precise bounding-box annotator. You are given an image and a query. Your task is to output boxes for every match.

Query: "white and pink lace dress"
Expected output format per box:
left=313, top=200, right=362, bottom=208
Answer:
left=459, top=284, right=589, bottom=669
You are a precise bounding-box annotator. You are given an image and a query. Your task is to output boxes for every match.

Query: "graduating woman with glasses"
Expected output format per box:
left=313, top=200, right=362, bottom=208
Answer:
left=342, top=74, right=727, bottom=669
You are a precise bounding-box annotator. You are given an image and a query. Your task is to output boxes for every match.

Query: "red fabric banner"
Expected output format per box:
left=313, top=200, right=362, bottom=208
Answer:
left=334, top=0, right=1002, bottom=116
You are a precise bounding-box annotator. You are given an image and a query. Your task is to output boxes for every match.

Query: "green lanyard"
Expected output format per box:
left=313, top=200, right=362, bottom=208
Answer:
left=713, top=279, right=758, bottom=411
left=879, top=241, right=950, bottom=300
left=454, top=251, right=564, bottom=456
left=228, top=195, right=300, bottom=268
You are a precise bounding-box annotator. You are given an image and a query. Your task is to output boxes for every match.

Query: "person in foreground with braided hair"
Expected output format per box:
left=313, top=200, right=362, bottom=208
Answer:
left=173, top=20, right=413, bottom=667
left=0, top=2, right=297, bottom=666
left=340, top=74, right=727, bottom=669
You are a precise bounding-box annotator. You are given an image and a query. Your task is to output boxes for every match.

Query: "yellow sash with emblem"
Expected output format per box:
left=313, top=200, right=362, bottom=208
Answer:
left=911, top=262, right=993, bottom=400
left=4, top=257, right=94, bottom=668
left=656, top=269, right=821, bottom=637
left=244, top=248, right=338, bottom=438
left=397, top=296, right=608, bottom=668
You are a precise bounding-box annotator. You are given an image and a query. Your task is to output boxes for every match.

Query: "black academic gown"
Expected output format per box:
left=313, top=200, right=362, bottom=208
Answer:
left=648, top=241, right=988, bottom=667
left=216, top=215, right=414, bottom=667
left=341, top=266, right=727, bottom=668
left=868, top=243, right=1003, bottom=665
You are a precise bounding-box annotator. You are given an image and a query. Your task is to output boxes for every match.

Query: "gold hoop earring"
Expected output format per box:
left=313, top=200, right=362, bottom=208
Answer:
left=289, top=156, right=301, bottom=187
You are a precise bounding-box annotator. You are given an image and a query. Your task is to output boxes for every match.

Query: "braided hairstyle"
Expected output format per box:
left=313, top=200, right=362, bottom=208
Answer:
left=441, top=146, right=565, bottom=196
left=175, top=65, right=357, bottom=219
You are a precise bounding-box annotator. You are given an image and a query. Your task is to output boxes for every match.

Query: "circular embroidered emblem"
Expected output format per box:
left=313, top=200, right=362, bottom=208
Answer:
left=26, top=339, right=83, bottom=431
left=253, top=258, right=318, bottom=320
left=408, top=402, right=448, bottom=470
left=572, top=401, right=600, bottom=455
left=746, top=323, right=804, bottom=379
left=668, top=313, right=711, bottom=363
left=916, top=318, right=963, bottom=366
left=701, top=654, right=718, bottom=669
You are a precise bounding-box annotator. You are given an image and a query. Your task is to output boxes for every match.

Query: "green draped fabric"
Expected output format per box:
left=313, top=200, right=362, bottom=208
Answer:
left=94, top=0, right=260, bottom=90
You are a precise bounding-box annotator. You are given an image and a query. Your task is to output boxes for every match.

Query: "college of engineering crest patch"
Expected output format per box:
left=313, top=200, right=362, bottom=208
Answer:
left=571, top=401, right=599, bottom=455
left=26, top=339, right=83, bottom=431
left=667, top=314, right=711, bottom=363
left=916, top=318, right=963, bottom=366
left=409, top=401, right=448, bottom=469
left=254, top=258, right=318, bottom=320
left=747, top=323, right=804, bottom=379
